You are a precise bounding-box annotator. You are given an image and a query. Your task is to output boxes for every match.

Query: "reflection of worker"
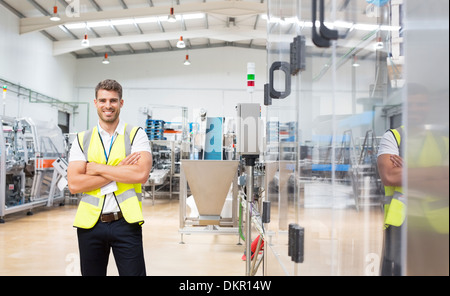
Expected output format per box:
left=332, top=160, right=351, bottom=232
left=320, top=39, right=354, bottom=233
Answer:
left=377, top=125, right=405, bottom=276
left=67, top=79, right=152, bottom=276
left=405, top=86, right=449, bottom=275
left=377, top=83, right=449, bottom=275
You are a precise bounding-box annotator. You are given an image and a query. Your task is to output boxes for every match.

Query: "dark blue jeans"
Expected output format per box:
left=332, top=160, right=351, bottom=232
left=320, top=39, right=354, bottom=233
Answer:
left=77, top=218, right=146, bottom=276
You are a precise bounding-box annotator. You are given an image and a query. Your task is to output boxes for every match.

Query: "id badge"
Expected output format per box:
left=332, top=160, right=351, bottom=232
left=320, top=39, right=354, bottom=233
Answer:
left=100, top=181, right=118, bottom=195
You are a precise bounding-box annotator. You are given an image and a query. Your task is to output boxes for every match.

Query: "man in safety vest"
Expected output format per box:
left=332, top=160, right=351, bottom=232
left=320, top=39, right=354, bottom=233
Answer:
left=377, top=125, right=405, bottom=276
left=67, top=79, right=152, bottom=276
left=377, top=84, right=449, bottom=276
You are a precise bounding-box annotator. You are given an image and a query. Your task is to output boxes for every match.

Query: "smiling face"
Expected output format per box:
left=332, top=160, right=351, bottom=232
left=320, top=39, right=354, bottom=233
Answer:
left=94, top=89, right=123, bottom=126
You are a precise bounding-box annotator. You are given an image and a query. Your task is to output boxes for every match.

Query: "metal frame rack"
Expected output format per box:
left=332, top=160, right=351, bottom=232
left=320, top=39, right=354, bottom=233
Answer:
left=144, top=140, right=190, bottom=204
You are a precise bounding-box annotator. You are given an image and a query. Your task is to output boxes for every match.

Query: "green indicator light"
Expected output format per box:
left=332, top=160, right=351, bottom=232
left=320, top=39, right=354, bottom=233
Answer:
left=247, top=74, right=255, bottom=80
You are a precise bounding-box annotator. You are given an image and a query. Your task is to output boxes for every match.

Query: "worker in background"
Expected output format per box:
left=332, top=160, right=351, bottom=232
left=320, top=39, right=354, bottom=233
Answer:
left=377, top=124, right=404, bottom=276
left=377, top=83, right=449, bottom=276
left=67, top=79, right=152, bottom=276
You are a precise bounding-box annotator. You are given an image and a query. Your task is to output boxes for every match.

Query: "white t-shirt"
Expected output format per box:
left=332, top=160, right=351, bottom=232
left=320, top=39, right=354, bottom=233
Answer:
left=69, top=119, right=151, bottom=213
left=377, top=130, right=399, bottom=157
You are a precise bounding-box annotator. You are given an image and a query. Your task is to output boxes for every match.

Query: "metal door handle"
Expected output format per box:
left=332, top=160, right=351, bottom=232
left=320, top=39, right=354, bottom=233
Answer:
left=269, top=61, right=291, bottom=99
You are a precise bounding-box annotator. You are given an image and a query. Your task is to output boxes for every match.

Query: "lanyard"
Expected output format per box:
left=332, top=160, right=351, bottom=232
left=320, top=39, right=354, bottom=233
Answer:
left=98, top=126, right=115, bottom=163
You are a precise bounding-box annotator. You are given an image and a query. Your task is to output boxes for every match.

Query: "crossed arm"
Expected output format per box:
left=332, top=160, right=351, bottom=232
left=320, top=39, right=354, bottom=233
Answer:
left=67, top=151, right=152, bottom=194
left=377, top=154, right=403, bottom=187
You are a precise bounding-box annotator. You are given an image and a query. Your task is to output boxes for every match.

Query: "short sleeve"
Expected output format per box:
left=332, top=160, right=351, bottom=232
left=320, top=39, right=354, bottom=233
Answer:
left=377, top=131, right=399, bottom=157
left=68, top=136, right=86, bottom=162
left=131, top=128, right=152, bottom=154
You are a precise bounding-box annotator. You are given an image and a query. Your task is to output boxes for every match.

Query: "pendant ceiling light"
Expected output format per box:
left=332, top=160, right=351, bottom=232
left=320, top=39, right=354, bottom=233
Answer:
left=102, top=53, right=110, bottom=64
left=375, top=37, right=384, bottom=50
left=184, top=54, right=191, bottom=66
left=177, top=36, right=186, bottom=48
left=50, top=5, right=60, bottom=22
left=352, top=55, right=360, bottom=67
left=168, top=7, right=176, bottom=22
left=81, top=34, right=89, bottom=47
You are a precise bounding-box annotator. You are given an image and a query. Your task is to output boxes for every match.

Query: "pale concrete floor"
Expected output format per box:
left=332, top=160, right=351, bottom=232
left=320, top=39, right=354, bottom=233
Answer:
left=0, top=197, right=383, bottom=276
left=0, top=198, right=250, bottom=276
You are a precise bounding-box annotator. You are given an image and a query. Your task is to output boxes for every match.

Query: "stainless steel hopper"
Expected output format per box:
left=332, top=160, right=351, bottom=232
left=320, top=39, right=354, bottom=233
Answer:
left=181, top=160, right=239, bottom=225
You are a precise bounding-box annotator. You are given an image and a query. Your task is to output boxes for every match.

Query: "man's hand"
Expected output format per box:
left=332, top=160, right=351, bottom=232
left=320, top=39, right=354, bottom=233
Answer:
left=377, top=154, right=402, bottom=187
left=390, top=154, right=403, bottom=168
left=119, top=152, right=141, bottom=165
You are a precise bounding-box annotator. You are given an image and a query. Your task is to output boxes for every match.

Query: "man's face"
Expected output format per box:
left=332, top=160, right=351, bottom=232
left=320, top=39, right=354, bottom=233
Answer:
left=94, top=89, right=123, bottom=124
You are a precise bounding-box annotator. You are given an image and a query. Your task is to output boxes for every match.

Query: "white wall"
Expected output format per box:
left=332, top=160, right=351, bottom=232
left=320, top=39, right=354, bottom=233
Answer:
left=0, top=8, right=76, bottom=126
left=74, top=47, right=267, bottom=132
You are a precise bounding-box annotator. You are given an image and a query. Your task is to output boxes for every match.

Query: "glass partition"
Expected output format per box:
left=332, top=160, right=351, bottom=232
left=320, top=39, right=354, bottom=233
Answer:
left=264, top=0, right=395, bottom=275
left=403, top=0, right=449, bottom=276
left=264, top=0, right=300, bottom=275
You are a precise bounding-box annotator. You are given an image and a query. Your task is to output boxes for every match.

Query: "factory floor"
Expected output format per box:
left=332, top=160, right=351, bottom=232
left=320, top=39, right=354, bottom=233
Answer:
left=0, top=197, right=254, bottom=276
left=0, top=196, right=383, bottom=276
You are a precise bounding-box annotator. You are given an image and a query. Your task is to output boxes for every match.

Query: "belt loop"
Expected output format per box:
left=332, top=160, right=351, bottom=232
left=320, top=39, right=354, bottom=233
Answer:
left=114, top=212, right=118, bottom=220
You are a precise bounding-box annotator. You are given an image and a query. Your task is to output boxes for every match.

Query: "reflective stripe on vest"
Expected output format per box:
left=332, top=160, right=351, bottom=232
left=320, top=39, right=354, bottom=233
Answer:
left=383, top=126, right=406, bottom=228
left=73, top=124, right=144, bottom=229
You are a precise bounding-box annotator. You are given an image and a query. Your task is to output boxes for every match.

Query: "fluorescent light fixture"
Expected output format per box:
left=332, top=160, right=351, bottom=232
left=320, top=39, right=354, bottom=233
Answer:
left=110, top=19, right=135, bottom=26
left=87, top=20, right=111, bottom=28
left=284, top=17, right=299, bottom=24
left=333, top=20, right=353, bottom=29
left=380, top=25, right=401, bottom=32
left=353, top=23, right=380, bottom=31
left=134, top=17, right=159, bottom=24
left=61, top=13, right=204, bottom=31
left=64, top=23, right=87, bottom=29
left=182, top=13, right=205, bottom=20
left=259, top=14, right=399, bottom=32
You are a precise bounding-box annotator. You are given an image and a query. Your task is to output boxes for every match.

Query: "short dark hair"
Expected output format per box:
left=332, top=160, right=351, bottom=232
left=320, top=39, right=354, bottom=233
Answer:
left=95, top=79, right=122, bottom=99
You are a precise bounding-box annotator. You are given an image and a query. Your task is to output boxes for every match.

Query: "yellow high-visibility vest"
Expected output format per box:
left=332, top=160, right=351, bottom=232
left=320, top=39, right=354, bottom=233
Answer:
left=73, top=124, right=144, bottom=229
left=384, top=126, right=449, bottom=232
left=383, top=127, right=405, bottom=228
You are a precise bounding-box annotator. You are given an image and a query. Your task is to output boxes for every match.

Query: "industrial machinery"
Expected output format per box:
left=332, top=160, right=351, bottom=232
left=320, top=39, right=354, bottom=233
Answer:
left=179, top=159, right=240, bottom=241
left=0, top=116, right=66, bottom=222
left=175, top=102, right=267, bottom=275
left=179, top=103, right=268, bottom=276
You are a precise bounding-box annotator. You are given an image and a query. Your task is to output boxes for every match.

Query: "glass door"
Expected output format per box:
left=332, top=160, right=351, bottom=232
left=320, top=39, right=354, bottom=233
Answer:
left=264, top=0, right=396, bottom=275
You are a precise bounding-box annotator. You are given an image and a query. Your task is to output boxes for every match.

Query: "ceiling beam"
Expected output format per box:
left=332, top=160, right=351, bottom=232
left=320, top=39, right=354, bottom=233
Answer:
left=53, top=27, right=268, bottom=55
left=76, top=42, right=266, bottom=59
left=20, top=0, right=266, bottom=34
